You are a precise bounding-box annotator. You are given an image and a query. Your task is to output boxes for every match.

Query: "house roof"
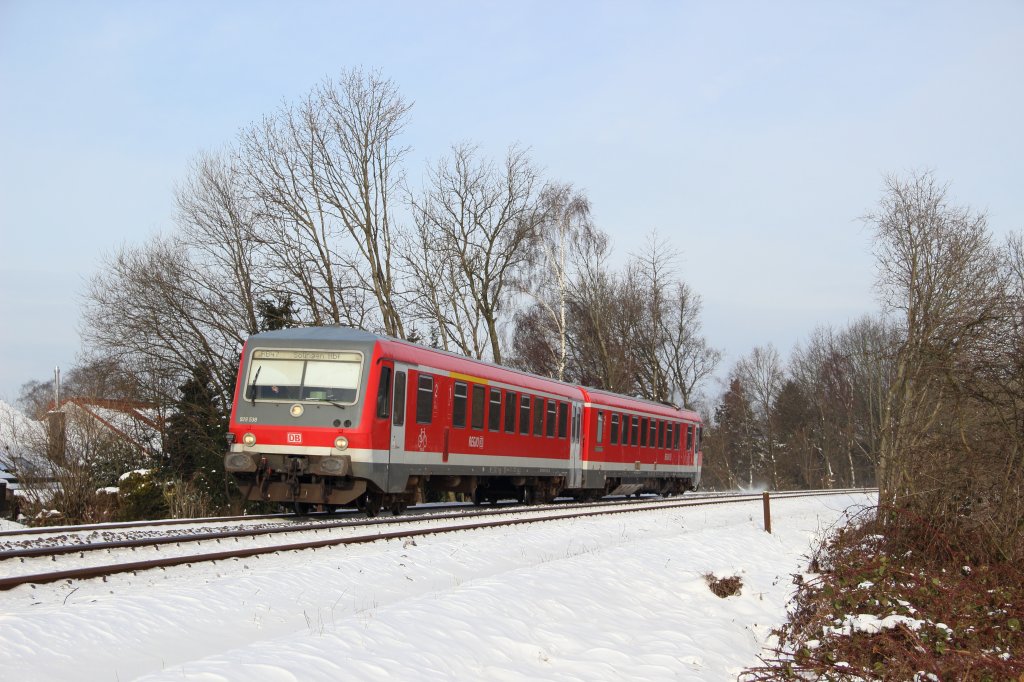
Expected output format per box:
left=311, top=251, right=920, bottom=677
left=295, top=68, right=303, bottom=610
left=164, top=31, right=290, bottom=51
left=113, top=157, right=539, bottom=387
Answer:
left=52, top=398, right=164, bottom=455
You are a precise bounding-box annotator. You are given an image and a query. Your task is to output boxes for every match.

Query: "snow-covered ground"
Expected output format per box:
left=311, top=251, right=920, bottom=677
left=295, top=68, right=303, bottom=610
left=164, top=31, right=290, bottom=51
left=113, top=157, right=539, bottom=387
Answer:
left=0, top=492, right=873, bottom=681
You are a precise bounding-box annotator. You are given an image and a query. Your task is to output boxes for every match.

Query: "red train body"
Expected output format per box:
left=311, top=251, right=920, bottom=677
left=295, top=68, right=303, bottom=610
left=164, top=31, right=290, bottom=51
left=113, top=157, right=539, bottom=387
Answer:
left=224, top=327, right=702, bottom=513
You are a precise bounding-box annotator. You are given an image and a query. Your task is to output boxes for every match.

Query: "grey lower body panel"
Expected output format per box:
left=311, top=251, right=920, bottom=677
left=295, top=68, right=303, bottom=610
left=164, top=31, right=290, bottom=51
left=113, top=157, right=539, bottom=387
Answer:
left=228, top=450, right=699, bottom=505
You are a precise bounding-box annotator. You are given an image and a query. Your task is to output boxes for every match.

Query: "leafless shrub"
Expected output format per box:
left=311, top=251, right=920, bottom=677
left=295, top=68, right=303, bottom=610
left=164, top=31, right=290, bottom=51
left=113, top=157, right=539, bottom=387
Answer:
left=704, top=572, right=743, bottom=598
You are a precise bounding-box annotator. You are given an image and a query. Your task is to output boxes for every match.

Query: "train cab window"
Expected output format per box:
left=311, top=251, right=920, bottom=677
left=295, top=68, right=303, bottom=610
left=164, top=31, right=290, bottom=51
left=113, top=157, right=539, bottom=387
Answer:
left=657, top=420, right=664, bottom=448
left=488, top=388, right=501, bottom=431
left=416, top=374, right=434, bottom=424
left=640, top=418, right=648, bottom=447
left=686, top=424, right=694, bottom=452
left=519, top=395, right=531, bottom=434
left=696, top=425, right=703, bottom=451
left=471, top=385, right=486, bottom=430
left=505, top=391, right=517, bottom=432
left=392, top=371, right=406, bottom=426
left=376, top=366, right=392, bottom=419
left=546, top=401, right=557, bottom=437
left=596, top=411, right=604, bottom=444
left=533, top=397, right=544, bottom=436
left=610, top=414, right=620, bottom=445
left=453, top=382, right=468, bottom=428
left=558, top=402, right=568, bottom=438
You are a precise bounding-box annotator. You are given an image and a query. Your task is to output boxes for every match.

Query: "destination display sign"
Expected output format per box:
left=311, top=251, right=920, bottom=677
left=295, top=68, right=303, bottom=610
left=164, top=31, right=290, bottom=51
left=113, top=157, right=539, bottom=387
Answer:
left=253, top=349, right=361, bottom=362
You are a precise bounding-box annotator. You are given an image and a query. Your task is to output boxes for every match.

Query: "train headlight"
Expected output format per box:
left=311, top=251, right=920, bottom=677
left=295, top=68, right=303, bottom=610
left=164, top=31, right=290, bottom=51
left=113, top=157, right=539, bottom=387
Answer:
left=290, top=404, right=304, bottom=417
left=334, top=435, right=349, bottom=450
left=242, top=432, right=257, bottom=447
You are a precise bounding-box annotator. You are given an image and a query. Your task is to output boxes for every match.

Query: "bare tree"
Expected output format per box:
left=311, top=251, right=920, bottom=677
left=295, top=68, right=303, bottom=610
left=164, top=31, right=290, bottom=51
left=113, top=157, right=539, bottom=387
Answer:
left=240, top=68, right=410, bottom=334
left=628, top=234, right=720, bottom=405
left=527, top=182, right=592, bottom=380
left=175, top=149, right=264, bottom=335
left=406, top=143, right=544, bottom=361
left=735, top=344, right=785, bottom=488
left=660, top=281, right=721, bottom=408
left=81, top=235, right=242, bottom=410
left=317, top=69, right=412, bottom=337
left=866, top=171, right=1002, bottom=507
left=563, top=227, right=638, bottom=393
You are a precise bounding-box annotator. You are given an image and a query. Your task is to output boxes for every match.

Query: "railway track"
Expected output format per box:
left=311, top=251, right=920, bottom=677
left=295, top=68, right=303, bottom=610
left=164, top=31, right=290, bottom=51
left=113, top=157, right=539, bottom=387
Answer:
left=0, top=488, right=873, bottom=591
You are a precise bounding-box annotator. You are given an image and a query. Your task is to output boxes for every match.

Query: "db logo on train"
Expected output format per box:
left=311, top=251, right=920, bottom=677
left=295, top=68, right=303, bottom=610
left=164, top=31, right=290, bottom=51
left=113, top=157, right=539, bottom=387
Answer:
left=287, top=433, right=302, bottom=444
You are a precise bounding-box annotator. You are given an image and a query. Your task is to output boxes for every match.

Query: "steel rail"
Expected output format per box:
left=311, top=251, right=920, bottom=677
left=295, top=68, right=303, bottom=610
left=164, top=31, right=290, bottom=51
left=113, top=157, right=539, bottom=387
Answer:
left=0, top=489, right=874, bottom=591
left=0, top=488, right=872, bottom=560
left=0, top=487, right=871, bottom=539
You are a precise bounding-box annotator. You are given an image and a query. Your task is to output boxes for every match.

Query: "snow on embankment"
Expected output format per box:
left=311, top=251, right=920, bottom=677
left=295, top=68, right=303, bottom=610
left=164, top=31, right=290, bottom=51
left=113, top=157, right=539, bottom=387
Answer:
left=0, top=492, right=874, bottom=681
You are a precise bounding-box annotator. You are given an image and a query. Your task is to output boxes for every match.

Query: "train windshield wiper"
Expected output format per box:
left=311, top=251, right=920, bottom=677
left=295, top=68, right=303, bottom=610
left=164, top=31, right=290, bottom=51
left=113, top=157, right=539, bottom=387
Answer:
left=309, top=397, right=346, bottom=410
left=249, top=366, right=262, bottom=406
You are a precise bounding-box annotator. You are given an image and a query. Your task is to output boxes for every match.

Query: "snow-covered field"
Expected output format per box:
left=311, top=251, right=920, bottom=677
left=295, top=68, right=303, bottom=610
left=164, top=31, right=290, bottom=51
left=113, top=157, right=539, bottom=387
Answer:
left=0, top=492, right=873, bottom=681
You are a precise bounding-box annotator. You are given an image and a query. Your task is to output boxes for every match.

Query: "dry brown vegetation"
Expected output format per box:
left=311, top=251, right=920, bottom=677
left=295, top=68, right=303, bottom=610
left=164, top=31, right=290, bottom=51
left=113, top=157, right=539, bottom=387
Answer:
left=743, top=510, right=1023, bottom=681
left=704, top=573, right=743, bottom=599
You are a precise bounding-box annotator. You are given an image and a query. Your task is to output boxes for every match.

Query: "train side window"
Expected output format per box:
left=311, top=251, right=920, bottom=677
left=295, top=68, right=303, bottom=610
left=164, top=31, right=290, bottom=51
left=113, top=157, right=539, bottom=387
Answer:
left=596, top=411, right=604, bottom=444
left=665, top=423, right=673, bottom=450
left=631, top=416, right=639, bottom=446
left=392, top=371, right=406, bottom=426
left=558, top=402, right=568, bottom=438
left=640, top=418, right=648, bottom=447
left=686, top=424, right=694, bottom=451
left=505, top=391, right=517, bottom=432
left=657, top=420, right=664, bottom=448
left=488, top=388, right=501, bottom=431
left=533, top=397, right=544, bottom=436
left=696, top=425, right=703, bottom=451
left=453, top=382, right=468, bottom=428
left=376, top=366, right=392, bottom=419
left=519, top=395, right=531, bottom=434
left=546, top=400, right=557, bottom=437
left=610, top=414, right=619, bottom=445
left=674, top=423, right=682, bottom=449
left=648, top=420, right=657, bottom=447
left=415, top=375, right=434, bottom=424
left=471, top=384, right=486, bottom=430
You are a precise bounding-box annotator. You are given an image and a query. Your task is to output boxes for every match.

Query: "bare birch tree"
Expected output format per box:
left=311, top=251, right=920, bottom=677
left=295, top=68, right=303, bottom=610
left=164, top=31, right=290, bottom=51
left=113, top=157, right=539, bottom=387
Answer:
left=528, top=183, right=592, bottom=380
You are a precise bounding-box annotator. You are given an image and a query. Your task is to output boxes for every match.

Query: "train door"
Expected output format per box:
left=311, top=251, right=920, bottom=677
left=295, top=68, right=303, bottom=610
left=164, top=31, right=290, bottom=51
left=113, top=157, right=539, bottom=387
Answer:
left=568, top=401, right=583, bottom=488
left=390, top=365, right=408, bottom=466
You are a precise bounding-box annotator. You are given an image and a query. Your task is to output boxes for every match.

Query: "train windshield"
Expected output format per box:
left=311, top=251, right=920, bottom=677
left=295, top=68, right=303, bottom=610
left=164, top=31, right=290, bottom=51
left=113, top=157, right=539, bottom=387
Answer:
left=244, top=349, right=363, bottom=404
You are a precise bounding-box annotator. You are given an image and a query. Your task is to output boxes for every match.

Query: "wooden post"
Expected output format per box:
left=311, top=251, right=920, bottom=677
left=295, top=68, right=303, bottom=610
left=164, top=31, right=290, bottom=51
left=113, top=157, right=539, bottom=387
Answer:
left=763, top=491, right=772, bottom=533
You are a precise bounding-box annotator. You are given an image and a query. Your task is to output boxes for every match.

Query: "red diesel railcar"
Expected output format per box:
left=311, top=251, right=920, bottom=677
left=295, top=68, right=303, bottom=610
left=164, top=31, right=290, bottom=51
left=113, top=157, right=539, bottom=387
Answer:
left=224, top=326, right=702, bottom=514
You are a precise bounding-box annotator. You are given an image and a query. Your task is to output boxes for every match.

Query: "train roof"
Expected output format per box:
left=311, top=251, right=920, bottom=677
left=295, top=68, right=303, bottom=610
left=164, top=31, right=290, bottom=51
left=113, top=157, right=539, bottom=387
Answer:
left=582, top=387, right=700, bottom=421
left=245, top=326, right=382, bottom=345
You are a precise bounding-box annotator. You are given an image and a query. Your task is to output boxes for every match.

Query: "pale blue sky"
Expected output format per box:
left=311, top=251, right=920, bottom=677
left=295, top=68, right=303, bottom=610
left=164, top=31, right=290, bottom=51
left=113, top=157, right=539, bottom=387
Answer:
left=1, top=1, right=1022, bottom=402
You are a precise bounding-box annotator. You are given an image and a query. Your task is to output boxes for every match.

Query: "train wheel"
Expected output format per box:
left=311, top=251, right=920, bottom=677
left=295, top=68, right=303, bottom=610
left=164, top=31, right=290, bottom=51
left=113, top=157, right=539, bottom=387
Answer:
left=293, top=501, right=311, bottom=515
left=390, top=498, right=407, bottom=516
left=522, top=486, right=536, bottom=506
left=364, top=492, right=383, bottom=518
